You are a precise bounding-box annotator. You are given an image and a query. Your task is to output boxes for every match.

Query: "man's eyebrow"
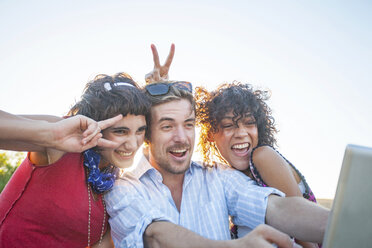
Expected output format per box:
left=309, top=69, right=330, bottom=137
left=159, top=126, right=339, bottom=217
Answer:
left=158, top=117, right=175, bottom=123
left=185, top=117, right=195, bottom=122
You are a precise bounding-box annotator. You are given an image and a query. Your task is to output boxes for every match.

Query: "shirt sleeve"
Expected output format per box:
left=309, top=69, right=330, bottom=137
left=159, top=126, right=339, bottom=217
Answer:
left=219, top=166, right=285, bottom=230
left=105, top=176, right=171, bottom=248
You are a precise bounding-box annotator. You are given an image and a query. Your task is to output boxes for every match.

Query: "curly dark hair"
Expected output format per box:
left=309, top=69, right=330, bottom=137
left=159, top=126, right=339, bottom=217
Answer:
left=195, top=82, right=277, bottom=165
left=68, top=72, right=150, bottom=121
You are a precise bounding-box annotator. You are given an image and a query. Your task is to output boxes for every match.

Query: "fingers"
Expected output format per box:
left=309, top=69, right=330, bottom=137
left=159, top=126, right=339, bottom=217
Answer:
left=258, top=225, right=301, bottom=248
left=85, top=114, right=123, bottom=148
left=96, top=137, right=121, bottom=149
left=163, top=43, right=175, bottom=68
left=81, top=116, right=99, bottom=139
left=98, top=114, right=123, bottom=130
left=82, top=131, right=122, bottom=150
left=82, top=114, right=122, bottom=146
left=147, top=43, right=175, bottom=83
left=145, top=68, right=161, bottom=84
left=82, top=126, right=101, bottom=145
left=151, top=44, right=161, bottom=69
left=145, top=72, right=154, bottom=84
left=152, top=68, right=161, bottom=81
left=82, top=133, right=103, bottom=150
left=83, top=132, right=122, bottom=151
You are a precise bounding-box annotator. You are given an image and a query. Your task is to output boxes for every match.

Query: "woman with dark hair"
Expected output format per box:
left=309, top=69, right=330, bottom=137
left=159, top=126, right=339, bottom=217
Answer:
left=195, top=82, right=319, bottom=248
left=0, top=72, right=151, bottom=247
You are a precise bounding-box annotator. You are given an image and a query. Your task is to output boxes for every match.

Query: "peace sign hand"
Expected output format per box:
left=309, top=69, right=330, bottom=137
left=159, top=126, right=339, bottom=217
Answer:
left=51, top=114, right=123, bottom=152
left=145, top=43, right=175, bottom=84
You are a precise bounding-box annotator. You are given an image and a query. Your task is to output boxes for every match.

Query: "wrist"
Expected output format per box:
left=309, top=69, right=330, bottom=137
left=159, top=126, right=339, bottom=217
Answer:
left=33, top=120, right=56, bottom=148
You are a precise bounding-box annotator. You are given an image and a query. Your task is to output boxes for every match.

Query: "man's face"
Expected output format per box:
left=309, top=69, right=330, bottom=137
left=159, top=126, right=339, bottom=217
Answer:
left=148, top=99, right=195, bottom=176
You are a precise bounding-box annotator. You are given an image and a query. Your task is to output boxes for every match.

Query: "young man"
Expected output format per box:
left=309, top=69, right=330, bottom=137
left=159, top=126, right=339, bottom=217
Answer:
left=105, top=82, right=329, bottom=248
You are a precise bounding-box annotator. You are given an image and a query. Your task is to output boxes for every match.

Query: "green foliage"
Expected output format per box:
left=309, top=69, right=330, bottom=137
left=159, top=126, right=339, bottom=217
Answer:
left=0, top=151, right=25, bottom=192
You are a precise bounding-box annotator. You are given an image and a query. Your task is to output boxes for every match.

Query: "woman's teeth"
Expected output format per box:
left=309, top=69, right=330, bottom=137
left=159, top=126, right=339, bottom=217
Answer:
left=117, top=151, right=133, bottom=156
left=232, top=143, right=249, bottom=149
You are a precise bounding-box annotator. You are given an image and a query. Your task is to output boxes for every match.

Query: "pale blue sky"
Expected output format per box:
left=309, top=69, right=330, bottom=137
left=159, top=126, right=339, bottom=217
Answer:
left=1, top=0, right=371, bottom=198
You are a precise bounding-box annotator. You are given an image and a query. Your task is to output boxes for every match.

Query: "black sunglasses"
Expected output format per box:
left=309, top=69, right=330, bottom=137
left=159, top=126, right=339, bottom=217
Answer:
left=145, top=81, right=193, bottom=96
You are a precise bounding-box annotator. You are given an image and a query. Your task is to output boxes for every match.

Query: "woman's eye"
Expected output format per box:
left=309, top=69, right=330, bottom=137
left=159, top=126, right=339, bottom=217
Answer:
left=114, top=130, right=128, bottom=135
left=245, top=121, right=256, bottom=126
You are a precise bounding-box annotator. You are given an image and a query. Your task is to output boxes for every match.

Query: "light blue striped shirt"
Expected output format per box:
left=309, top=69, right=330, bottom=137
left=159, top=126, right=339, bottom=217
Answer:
left=105, top=155, right=284, bottom=248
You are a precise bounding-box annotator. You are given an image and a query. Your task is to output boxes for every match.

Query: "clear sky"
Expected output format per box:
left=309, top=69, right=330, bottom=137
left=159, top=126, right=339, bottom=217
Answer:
left=1, top=0, right=371, bottom=198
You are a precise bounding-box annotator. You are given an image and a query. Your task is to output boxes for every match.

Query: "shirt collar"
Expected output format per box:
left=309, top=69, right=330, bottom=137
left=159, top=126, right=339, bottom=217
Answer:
left=131, top=154, right=204, bottom=180
left=131, top=155, right=155, bottom=180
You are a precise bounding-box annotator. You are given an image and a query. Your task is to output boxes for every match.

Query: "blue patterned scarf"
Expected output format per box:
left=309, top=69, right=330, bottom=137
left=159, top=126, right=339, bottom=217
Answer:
left=83, top=149, right=118, bottom=194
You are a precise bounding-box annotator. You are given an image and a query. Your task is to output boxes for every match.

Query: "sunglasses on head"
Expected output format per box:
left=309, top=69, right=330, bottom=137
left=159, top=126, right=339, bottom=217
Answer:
left=145, top=81, right=193, bottom=96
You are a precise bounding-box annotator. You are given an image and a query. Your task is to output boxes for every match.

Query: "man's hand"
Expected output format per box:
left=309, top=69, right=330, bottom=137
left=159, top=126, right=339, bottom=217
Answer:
left=144, top=221, right=301, bottom=248
left=234, top=224, right=301, bottom=248
left=51, top=114, right=123, bottom=152
left=145, top=43, right=175, bottom=84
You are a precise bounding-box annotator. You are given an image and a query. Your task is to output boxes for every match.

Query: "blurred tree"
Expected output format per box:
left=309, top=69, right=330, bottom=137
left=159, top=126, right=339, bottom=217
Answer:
left=0, top=151, right=25, bottom=192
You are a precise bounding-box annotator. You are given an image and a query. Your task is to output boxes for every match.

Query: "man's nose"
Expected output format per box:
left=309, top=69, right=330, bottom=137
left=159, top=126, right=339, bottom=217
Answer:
left=173, top=126, right=187, bottom=143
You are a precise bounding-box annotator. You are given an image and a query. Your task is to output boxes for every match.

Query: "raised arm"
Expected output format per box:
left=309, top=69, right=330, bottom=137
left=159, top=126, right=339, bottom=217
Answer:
left=145, top=43, right=175, bottom=84
left=19, top=114, right=64, bottom=122
left=144, top=221, right=299, bottom=248
left=46, top=114, right=124, bottom=152
left=0, top=110, right=54, bottom=151
left=0, top=110, right=123, bottom=152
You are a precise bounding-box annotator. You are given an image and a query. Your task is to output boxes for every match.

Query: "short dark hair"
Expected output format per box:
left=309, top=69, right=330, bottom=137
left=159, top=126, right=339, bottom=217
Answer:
left=68, top=72, right=150, bottom=121
left=195, top=82, right=277, bottom=165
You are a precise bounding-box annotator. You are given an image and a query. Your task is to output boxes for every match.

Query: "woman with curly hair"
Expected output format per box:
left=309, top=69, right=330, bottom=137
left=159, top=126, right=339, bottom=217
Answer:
left=195, top=82, right=319, bottom=248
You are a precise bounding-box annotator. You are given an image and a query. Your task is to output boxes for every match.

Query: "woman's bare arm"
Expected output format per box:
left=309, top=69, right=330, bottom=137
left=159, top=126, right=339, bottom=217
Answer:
left=0, top=110, right=123, bottom=152
left=252, top=146, right=303, bottom=197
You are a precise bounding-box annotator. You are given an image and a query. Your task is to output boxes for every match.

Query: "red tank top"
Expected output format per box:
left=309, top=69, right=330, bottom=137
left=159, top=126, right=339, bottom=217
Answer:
left=0, top=152, right=108, bottom=248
